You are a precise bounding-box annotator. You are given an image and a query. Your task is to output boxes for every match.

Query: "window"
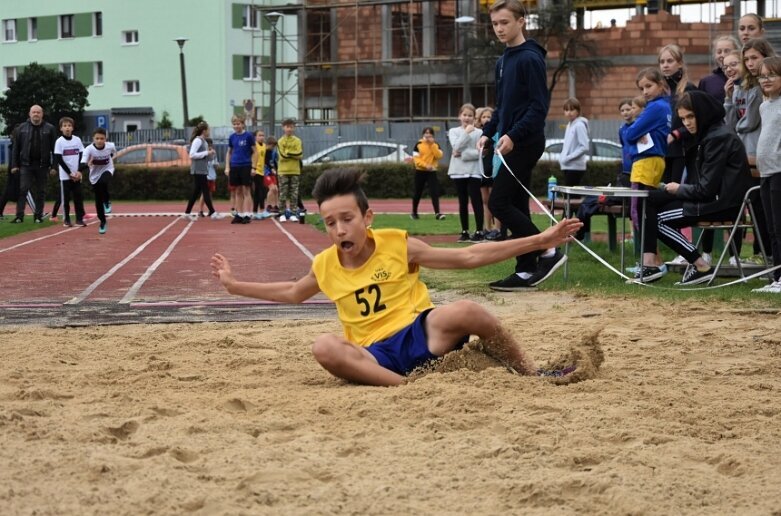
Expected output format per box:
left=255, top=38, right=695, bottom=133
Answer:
left=4, top=67, right=16, bottom=89
left=123, top=80, right=140, bottom=94
left=3, top=19, right=16, bottom=42
left=362, top=145, right=395, bottom=159
left=115, top=148, right=147, bottom=165
left=306, top=10, right=331, bottom=62
left=546, top=143, right=563, bottom=154
left=93, top=12, right=102, bottom=36
left=28, top=18, right=37, bottom=41
left=592, top=141, right=622, bottom=159
left=60, top=63, right=75, bottom=80
left=122, top=30, right=139, bottom=45
left=94, top=61, right=104, bottom=85
left=316, top=146, right=358, bottom=164
left=305, top=108, right=335, bottom=124
left=242, top=55, right=261, bottom=80
left=60, top=14, right=74, bottom=38
left=151, top=148, right=180, bottom=163
left=242, top=5, right=260, bottom=29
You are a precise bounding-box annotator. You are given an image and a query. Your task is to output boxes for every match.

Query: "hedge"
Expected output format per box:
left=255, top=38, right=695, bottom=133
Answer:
left=0, top=160, right=621, bottom=202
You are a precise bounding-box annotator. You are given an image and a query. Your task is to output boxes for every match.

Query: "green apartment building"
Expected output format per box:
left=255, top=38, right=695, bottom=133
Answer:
left=1, top=1, right=298, bottom=132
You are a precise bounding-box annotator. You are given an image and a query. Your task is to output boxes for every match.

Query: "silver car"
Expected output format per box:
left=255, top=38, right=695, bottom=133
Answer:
left=540, top=138, right=622, bottom=162
left=303, top=141, right=411, bottom=166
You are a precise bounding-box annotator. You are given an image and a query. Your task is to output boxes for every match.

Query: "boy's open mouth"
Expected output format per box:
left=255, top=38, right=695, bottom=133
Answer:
left=341, top=241, right=354, bottom=250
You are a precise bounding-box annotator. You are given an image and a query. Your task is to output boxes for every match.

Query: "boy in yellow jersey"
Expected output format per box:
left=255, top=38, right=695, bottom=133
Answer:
left=211, top=168, right=583, bottom=386
left=252, top=130, right=268, bottom=219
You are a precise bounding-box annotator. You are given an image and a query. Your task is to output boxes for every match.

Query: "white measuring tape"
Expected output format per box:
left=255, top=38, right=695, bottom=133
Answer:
left=484, top=147, right=781, bottom=290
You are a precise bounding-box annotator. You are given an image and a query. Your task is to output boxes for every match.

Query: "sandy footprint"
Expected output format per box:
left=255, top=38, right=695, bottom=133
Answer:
left=105, top=420, right=140, bottom=441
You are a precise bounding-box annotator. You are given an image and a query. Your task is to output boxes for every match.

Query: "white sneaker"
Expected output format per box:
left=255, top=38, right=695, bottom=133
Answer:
left=729, top=256, right=738, bottom=267
left=210, top=212, right=223, bottom=220
left=752, top=280, right=781, bottom=293
left=671, top=255, right=687, bottom=265
left=701, top=252, right=712, bottom=265
left=279, top=215, right=287, bottom=222
left=289, top=215, right=299, bottom=223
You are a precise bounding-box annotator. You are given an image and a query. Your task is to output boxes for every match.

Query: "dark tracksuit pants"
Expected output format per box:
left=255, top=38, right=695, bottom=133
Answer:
left=760, top=175, right=781, bottom=281
left=17, top=166, right=48, bottom=220
left=93, top=172, right=112, bottom=224
left=61, top=179, right=85, bottom=222
left=411, top=171, right=441, bottom=215
left=454, top=177, right=483, bottom=233
left=186, top=174, right=215, bottom=215
left=488, top=138, right=546, bottom=274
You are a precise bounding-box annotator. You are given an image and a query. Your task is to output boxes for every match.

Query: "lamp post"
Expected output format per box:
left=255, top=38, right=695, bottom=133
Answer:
left=174, top=38, right=189, bottom=128
left=455, top=16, right=475, bottom=104
left=265, top=12, right=282, bottom=134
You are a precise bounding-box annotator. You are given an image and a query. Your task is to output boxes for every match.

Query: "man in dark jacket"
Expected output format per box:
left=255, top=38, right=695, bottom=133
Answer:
left=10, top=105, right=57, bottom=223
left=633, top=91, right=753, bottom=285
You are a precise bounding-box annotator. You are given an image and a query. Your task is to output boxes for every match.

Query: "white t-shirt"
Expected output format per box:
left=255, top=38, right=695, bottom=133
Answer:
left=54, top=135, right=85, bottom=180
left=81, top=142, right=117, bottom=184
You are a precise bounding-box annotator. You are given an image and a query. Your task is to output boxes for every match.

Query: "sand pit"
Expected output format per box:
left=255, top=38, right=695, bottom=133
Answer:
left=1, top=292, right=780, bottom=514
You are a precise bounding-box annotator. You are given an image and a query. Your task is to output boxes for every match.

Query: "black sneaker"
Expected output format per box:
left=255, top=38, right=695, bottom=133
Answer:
left=489, top=273, right=536, bottom=292
left=33, top=217, right=43, bottom=224
left=410, top=213, right=420, bottom=220
left=435, top=213, right=446, bottom=220
left=76, top=220, right=87, bottom=227
left=63, top=219, right=73, bottom=227
left=242, top=216, right=251, bottom=224
left=529, top=250, right=567, bottom=286
left=198, top=211, right=205, bottom=218
left=231, top=215, right=243, bottom=224
left=10, top=217, right=23, bottom=224
left=628, top=265, right=667, bottom=283
left=457, top=231, right=470, bottom=243
left=471, top=231, right=485, bottom=242
left=676, top=266, right=714, bottom=286
left=537, top=365, right=577, bottom=377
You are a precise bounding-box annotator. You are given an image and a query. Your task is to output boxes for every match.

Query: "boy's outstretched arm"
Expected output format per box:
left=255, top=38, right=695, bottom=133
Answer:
left=211, top=253, right=320, bottom=303
left=407, top=218, right=583, bottom=270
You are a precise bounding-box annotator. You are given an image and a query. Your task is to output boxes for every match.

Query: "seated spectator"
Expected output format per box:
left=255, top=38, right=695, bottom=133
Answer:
left=632, top=91, right=752, bottom=285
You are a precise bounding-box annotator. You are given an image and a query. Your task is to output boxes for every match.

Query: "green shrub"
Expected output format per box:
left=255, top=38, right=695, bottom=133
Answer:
left=0, top=160, right=621, bottom=201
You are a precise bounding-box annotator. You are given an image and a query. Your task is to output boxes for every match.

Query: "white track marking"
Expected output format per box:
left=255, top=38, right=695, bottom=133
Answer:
left=272, top=219, right=315, bottom=260
left=64, top=217, right=183, bottom=305
left=118, top=219, right=195, bottom=304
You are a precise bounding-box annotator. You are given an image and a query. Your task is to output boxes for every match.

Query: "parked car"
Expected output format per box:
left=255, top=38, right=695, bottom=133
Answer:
left=114, top=143, right=191, bottom=168
left=303, top=141, right=410, bottom=166
left=540, top=138, right=622, bottom=162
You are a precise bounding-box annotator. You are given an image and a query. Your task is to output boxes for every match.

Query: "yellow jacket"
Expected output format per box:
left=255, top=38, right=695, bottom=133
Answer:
left=277, top=135, right=303, bottom=175
left=412, top=138, right=443, bottom=171
left=255, top=143, right=266, bottom=175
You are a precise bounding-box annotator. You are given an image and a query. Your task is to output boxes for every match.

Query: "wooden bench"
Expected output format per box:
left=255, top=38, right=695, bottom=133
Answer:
left=550, top=198, right=627, bottom=253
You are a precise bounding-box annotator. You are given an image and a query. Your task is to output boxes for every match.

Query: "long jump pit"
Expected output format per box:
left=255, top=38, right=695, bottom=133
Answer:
left=1, top=206, right=781, bottom=514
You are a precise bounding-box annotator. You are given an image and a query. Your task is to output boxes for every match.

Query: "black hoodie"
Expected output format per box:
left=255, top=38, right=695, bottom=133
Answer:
left=675, top=91, right=752, bottom=217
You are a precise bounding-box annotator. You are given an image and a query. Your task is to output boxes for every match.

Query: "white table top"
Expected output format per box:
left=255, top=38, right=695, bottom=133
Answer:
left=551, top=185, right=650, bottom=198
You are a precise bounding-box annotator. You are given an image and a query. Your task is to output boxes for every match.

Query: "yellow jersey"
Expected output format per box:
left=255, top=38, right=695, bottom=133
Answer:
left=255, top=143, right=266, bottom=175
left=311, top=228, right=433, bottom=346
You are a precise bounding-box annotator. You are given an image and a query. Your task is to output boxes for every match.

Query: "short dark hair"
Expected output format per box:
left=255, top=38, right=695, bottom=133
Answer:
left=563, top=97, right=581, bottom=113
left=618, top=97, right=633, bottom=110
left=282, top=119, right=296, bottom=127
left=490, top=0, right=527, bottom=18
left=266, top=135, right=277, bottom=145
left=312, top=168, right=370, bottom=214
left=675, top=92, right=694, bottom=113
left=59, top=117, right=74, bottom=128
left=93, top=127, right=107, bottom=136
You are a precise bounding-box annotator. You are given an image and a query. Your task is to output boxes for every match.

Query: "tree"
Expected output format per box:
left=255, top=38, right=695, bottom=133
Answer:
left=158, top=111, right=173, bottom=129
left=530, top=1, right=610, bottom=99
left=0, top=62, right=89, bottom=135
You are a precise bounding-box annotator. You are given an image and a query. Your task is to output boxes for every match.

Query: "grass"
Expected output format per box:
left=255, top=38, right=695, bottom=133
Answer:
left=311, top=213, right=781, bottom=308
left=0, top=216, right=58, bottom=238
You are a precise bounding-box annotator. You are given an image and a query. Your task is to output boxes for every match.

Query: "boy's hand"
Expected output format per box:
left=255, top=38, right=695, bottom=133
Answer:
left=211, top=253, right=235, bottom=288
left=538, top=218, right=583, bottom=249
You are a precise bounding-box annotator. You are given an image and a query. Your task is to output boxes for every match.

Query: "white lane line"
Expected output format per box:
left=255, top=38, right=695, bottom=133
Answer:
left=272, top=219, right=315, bottom=260
left=0, top=221, right=98, bottom=254
left=64, top=217, right=183, bottom=305
left=118, top=218, right=195, bottom=304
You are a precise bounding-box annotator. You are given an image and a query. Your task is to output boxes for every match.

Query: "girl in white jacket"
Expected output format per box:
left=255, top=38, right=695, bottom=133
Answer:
left=558, top=97, right=590, bottom=186
left=448, top=104, right=485, bottom=242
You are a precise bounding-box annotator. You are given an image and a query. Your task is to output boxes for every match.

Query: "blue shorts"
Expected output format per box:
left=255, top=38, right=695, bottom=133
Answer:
left=366, top=309, right=468, bottom=376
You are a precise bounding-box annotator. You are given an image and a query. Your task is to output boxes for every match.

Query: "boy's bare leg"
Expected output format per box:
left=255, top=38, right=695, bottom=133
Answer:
left=425, top=300, right=537, bottom=375
left=242, top=185, right=253, bottom=215
left=311, top=334, right=405, bottom=386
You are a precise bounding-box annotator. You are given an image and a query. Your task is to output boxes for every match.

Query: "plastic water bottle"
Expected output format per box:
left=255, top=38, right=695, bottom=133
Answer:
left=547, top=174, right=558, bottom=202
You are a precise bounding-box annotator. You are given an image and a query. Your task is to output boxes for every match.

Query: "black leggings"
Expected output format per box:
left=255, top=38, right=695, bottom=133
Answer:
left=760, top=175, right=781, bottom=281
left=186, top=175, right=215, bottom=215
left=561, top=169, right=584, bottom=187
left=454, top=177, right=483, bottom=232
left=61, top=179, right=85, bottom=222
left=411, top=170, right=441, bottom=215
left=93, top=172, right=112, bottom=224
left=252, top=175, right=266, bottom=212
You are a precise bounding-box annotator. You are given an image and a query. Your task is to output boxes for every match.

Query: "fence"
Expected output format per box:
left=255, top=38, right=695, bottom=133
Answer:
left=0, top=119, right=622, bottom=167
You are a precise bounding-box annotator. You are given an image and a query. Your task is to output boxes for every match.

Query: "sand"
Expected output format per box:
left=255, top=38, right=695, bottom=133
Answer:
left=1, top=292, right=780, bottom=515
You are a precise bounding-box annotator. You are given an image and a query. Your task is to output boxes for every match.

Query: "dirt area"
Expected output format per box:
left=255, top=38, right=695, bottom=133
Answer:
left=1, top=292, right=780, bottom=515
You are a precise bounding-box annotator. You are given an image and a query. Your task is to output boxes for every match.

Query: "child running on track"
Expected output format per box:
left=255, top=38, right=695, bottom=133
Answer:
left=211, top=168, right=585, bottom=386
left=81, top=128, right=116, bottom=235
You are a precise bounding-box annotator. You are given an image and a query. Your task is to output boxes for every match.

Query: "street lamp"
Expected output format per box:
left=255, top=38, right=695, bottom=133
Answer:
left=265, top=11, right=282, bottom=134
left=455, top=16, right=475, bottom=104
left=174, top=38, right=189, bottom=128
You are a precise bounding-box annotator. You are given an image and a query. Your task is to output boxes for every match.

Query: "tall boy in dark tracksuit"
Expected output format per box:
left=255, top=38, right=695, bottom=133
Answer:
left=478, top=1, right=561, bottom=291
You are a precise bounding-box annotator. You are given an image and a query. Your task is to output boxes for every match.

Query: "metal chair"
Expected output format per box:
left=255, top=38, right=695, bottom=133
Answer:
left=691, top=185, right=768, bottom=286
